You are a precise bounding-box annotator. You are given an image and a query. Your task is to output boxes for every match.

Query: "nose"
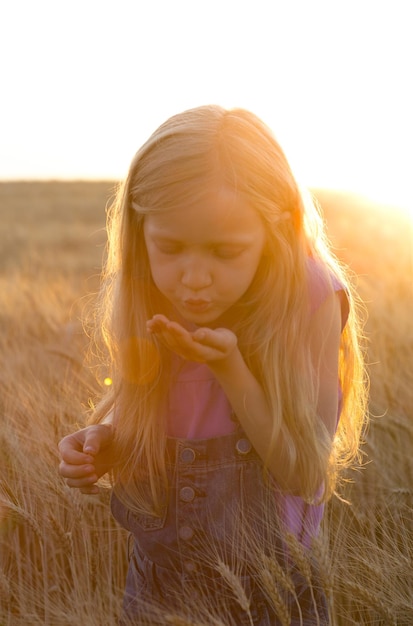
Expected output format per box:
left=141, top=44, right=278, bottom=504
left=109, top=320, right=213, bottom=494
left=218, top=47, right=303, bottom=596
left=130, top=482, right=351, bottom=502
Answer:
left=180, top=255, right=212, bottom=291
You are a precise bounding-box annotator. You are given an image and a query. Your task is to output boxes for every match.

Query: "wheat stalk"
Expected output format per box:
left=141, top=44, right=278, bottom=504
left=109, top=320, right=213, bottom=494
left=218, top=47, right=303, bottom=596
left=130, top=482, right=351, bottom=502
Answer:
left=343, top=580, right=398, bottom=625
left=284, top=533, right=324, bottom=626
left=215, top=559, right=253, bottom=625
left=258, top=553, right=304, bottom=625
left=260, top=552, right=296, bottom=596
left=259, top=567, right=292, bottom=626
left=311, top=536, right=335, bottom=622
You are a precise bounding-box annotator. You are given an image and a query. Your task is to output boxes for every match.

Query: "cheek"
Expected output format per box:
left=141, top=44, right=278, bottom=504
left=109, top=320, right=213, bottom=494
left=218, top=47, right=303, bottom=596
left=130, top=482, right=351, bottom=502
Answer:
left=236, top=251, right=266, bottom=292
left=226, top=260, right=260, bottom=295
left=246, top=247, right=266, bottom=278
left=148, top=258, right=176, bottom=290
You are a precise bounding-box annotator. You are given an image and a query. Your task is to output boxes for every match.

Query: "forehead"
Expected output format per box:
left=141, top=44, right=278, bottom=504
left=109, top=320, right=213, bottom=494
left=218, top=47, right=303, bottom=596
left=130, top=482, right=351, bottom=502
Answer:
left=143, top=186, right=264, bottom=242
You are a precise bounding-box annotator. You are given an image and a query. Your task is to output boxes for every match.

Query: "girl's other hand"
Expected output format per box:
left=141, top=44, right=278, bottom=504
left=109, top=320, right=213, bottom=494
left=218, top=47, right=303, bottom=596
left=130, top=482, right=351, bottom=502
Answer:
left=58, top=424, right=114, bottom=494
left=147, top=314, right=237, bottom=363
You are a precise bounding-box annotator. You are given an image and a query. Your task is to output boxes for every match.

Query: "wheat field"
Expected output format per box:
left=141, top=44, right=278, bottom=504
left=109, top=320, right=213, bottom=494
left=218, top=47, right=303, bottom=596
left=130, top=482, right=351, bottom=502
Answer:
left=0, top=182, right=412, bottom=625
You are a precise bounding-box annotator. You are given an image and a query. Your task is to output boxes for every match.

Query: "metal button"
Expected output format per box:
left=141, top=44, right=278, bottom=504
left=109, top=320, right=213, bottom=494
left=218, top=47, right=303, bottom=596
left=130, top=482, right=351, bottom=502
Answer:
left=180, top=486, right=195, bottom=502
left=179, top=525, right=194, bottom=541
left=235, top=438, right=252, bottom=455
left=180, top=447, right=196, bottom=463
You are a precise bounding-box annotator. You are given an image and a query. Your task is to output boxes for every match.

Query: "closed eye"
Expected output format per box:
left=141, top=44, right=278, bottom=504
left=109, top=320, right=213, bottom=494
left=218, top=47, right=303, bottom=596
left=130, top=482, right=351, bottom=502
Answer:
left=213, top=246, right=246, bottom=259
left=155, top=242, right=183, bottom=255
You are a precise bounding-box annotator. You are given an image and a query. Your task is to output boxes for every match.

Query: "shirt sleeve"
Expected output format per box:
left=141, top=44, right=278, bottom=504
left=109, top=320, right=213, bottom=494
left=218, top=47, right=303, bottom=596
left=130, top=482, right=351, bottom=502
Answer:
left=307, top=257, right=349, bottom=331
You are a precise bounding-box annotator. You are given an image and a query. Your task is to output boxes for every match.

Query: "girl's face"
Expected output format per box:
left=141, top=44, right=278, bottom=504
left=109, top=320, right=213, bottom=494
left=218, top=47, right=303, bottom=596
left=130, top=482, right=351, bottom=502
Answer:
left=143, top=187, right=266, bottom=325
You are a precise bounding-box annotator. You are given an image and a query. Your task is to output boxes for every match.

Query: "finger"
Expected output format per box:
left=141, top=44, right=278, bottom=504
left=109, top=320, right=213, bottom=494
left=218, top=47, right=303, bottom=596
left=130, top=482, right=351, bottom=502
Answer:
left=58, top=444, right=94, bottom=465
left=192, top=328, right=210, bottom=343
left=158, top=322, right=195, bottom=348
left=82, top=425, right=113, bottom=455
left=192, top=328, right=227, bottom=350
left=151, top=314, right=170, bottom=324
left=149, top=321, right=192, bottom=353
left=146, top=314, right=170, bottom=333
left=65, top=474, right=99, bottom=489
left=58, top=431, right=92, bottom=462
left=59, top=461, right=96, bottom=479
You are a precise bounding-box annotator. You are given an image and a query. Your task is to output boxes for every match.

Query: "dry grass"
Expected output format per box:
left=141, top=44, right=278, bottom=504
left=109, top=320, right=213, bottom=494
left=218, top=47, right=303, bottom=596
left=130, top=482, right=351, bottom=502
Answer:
left=1, top=182, right=412, bottom=624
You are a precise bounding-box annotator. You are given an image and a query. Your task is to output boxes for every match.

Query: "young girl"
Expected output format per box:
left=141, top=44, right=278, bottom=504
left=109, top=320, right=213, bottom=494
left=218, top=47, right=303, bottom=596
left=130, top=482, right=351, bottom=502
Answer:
left=59, top=105, right=367, bottom=625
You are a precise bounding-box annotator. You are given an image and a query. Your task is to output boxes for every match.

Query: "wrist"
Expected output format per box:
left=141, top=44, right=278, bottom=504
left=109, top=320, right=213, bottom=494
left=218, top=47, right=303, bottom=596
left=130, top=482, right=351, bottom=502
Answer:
left=207, top=346, right=244, bottom=377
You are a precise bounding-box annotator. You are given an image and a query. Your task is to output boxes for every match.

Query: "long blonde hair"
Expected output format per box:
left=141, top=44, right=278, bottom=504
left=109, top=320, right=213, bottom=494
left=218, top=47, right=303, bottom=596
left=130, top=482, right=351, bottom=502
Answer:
left=90, top=105, right=368, bottom=512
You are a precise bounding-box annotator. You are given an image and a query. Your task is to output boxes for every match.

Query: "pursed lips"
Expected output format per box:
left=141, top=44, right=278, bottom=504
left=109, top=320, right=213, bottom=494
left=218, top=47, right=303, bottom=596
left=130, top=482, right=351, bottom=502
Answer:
left=182, top=298, right=212, bottom=311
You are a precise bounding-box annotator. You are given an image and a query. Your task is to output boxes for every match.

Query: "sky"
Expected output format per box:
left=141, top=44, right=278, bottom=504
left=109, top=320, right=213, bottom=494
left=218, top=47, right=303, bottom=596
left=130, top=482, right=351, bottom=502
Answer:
left=1, top=0, right=412, bottom=212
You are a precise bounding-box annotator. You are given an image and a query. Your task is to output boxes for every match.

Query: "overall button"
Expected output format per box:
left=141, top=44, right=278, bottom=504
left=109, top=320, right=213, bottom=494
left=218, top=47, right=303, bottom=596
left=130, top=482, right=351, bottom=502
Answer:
left=180, top=486, right=195, bottom=502
left=179, top=525, right=194, bottom=541
left=180, top=447, right=196, bottom=463
left=236, top=438, right=252, bottom=455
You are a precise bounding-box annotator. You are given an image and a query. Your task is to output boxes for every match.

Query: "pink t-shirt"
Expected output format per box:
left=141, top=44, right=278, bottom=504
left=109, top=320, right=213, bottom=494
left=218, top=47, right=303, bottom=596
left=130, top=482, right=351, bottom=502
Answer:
left=166, top=258, right=348, bottom=440
left=165, top=258, right=349, bottom=545
left=166, top=359, right=234, bottom=439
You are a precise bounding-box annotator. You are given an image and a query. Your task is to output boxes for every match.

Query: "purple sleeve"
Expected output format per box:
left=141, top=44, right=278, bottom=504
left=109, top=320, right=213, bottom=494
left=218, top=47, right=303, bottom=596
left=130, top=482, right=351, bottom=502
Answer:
left=307, top=258, right=349, bottom=331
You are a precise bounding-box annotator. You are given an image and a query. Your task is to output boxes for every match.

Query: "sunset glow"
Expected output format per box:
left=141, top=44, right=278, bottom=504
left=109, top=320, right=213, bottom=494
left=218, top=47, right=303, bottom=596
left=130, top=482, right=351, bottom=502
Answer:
left=1, top=1, right=412, bottom=218
left=1, top=5, right=413, bottom=622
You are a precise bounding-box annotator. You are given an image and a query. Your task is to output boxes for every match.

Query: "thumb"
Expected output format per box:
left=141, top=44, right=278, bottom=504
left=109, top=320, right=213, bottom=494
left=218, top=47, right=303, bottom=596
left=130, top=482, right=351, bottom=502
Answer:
left=83, top=424, right=113, bottom=455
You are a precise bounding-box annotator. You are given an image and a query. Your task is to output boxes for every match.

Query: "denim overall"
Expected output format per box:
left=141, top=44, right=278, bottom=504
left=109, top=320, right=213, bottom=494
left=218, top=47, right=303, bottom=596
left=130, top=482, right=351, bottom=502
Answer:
left=111, top=431, right=329, bottom=625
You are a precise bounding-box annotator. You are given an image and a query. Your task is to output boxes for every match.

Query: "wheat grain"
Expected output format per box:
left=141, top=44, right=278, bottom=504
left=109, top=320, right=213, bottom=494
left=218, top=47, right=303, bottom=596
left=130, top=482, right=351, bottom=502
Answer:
left=47, top=515, right=73, bottom=554
left=284, top=533, right=313, bottom=583
left=260, top=552, right=296, bottom=596
left=215, top=559, right=253, bottom=625
left=259, top=567, right=292, bottom=626
left=311, top=536, right=335, bottom=618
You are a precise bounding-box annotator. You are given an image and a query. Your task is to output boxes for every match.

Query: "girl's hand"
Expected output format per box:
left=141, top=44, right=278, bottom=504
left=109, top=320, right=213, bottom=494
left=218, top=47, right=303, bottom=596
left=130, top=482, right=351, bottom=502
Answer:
left=58, top=424, right=115, bottom=494
left=147, top=314, right=237, bottom=363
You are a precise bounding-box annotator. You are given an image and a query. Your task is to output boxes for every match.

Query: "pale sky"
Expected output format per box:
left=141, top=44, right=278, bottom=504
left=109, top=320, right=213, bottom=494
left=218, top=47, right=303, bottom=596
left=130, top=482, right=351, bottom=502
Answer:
left=1, top=0, right=412, bottom=210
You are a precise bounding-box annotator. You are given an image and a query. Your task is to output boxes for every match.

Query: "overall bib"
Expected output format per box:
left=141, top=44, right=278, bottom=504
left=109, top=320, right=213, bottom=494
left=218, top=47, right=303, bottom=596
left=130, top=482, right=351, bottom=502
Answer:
left=111, top=431, right=329, bottom=625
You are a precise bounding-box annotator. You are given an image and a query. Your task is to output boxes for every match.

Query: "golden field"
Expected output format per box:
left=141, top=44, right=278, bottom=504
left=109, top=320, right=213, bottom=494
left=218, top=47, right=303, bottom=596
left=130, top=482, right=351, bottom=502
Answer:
left=0, top=182, right=412, bottom=625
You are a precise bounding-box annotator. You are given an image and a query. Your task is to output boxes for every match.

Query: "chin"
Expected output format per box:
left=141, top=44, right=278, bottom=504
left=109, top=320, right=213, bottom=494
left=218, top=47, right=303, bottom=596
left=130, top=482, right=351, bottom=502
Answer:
left=196, top=309, right=236, bottom=329
left=183, top=312, right=221, bottom=327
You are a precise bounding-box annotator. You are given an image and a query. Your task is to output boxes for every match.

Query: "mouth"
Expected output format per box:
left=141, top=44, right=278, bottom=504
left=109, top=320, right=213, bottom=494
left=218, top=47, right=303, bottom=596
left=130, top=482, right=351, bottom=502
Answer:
left=182, top=299, right=212, bottom=313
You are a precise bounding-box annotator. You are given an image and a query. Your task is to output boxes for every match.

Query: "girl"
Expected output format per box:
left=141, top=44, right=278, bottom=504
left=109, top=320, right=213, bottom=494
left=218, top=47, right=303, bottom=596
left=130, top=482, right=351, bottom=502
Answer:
left=59, top=105, right=367, bottom=625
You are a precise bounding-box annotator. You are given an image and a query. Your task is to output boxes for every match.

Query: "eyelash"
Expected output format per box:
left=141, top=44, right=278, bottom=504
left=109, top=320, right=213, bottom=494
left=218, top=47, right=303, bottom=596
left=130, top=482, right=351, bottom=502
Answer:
left=157, top=245, right=182, bottom=255
left=157, top=246, right=244, bottom=259
left=213, top=248, right=244, bottom=259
